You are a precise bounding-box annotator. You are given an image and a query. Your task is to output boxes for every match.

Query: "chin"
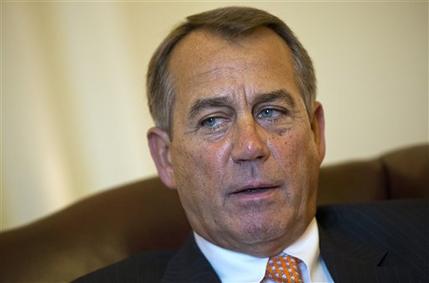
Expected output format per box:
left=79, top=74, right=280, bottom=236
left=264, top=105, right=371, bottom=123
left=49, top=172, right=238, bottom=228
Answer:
left=235, top=216, right=291, bottom=244
left=228, top=224, right=291, bottom=257
left=236, top=209, right=307, bottom=247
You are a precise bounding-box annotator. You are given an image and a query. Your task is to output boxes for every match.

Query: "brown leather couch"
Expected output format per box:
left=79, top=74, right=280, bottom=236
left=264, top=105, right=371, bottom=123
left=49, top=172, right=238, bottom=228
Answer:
left=0, top=144, right=427, bottom=282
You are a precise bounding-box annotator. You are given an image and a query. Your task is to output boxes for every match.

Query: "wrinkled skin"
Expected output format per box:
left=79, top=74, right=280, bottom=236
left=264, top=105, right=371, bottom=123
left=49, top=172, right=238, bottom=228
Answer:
left=148, top=28, right=325, bottom=257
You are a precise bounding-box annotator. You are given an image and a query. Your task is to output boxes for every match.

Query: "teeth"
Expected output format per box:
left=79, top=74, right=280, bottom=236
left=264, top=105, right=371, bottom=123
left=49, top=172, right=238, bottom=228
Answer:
left=231, top=186, right=275, bottom=195
left=243, top=187, right=267, bottom=193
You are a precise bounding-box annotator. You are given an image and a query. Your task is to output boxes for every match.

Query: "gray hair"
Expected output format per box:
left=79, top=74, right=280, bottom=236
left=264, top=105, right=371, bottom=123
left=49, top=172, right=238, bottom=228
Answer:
left=146, top=6, right=316, bottom=134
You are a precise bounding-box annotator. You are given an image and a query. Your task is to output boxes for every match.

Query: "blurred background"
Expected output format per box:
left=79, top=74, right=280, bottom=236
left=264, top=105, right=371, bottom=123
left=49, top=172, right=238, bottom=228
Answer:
left=2, top=1, right=428, bottom=231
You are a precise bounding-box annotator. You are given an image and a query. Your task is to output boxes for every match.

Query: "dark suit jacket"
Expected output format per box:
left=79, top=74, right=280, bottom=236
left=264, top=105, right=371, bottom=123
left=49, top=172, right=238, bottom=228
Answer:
left=75, top=200, right=428, bottom=283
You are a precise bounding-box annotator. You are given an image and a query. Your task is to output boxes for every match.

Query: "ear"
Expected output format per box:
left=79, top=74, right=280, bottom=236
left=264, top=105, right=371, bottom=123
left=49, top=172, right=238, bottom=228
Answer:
left=310, top=101, right=326, bottom=164
left=147, top=127, right=177, bottom=189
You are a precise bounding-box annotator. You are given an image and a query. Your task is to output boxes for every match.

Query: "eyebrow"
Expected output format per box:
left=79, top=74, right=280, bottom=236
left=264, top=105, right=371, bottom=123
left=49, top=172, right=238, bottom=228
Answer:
left=252, top=89, right=296, bottom=109
left=187, top=89, right=296, bottom=120
left=188, top=96, right=234, bottom=120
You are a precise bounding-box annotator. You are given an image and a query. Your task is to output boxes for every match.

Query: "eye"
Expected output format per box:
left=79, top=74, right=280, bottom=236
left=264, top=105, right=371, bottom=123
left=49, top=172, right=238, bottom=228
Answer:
left=256, top=108, right=283, bottom=120
left=195, top=109, right=232, bottom=136
left=200, top=116, right=226, bottom=129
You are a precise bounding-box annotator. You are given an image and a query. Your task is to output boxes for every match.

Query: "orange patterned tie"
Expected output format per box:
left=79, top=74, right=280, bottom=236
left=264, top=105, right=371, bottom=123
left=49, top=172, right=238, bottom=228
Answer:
left=263, top=254, right=304, bottom=283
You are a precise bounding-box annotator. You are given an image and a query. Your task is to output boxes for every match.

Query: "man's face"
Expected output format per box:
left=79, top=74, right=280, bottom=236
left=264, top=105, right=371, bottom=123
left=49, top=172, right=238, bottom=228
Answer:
left=148, top=28, right=325, bottom=257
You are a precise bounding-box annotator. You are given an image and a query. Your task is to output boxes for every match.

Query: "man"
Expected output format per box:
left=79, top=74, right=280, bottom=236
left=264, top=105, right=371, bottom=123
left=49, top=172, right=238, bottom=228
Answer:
left=76, top=6, right=428, bottom=283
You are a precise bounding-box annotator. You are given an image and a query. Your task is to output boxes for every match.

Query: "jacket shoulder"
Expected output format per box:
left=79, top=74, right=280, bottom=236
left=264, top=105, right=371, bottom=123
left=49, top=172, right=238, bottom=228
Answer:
left=317, top=199, right=429, bottom=281
left=73, top=250, right=174, bottom=283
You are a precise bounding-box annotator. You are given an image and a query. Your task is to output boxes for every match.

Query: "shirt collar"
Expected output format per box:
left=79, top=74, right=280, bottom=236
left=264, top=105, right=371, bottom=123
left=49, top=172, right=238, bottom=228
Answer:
left=194, top=217, right=320, bottom=283
left=283, top=218, right=320, bottom=281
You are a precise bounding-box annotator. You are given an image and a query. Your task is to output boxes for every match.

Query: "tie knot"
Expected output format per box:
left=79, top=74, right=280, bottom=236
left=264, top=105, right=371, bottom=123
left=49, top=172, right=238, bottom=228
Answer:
left=264, top=254, right=303, bottom=283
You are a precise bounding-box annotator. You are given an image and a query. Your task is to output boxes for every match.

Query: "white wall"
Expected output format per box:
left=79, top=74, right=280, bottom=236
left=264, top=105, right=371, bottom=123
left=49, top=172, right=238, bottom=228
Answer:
left=2, top=1, right=428, bottom=230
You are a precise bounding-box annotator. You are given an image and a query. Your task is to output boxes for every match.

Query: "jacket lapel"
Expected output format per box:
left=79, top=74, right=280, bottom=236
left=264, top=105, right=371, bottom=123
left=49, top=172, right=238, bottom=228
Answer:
left=161, top=235, right=221, bottom=283
left=317, top=203, right=419, bottom=282
left=320, top=233, right=389, bottom=282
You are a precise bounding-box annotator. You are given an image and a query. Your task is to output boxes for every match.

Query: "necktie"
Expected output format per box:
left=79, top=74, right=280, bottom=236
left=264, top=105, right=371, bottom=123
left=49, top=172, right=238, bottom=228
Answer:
left=263, top=254, right=304, bottom=283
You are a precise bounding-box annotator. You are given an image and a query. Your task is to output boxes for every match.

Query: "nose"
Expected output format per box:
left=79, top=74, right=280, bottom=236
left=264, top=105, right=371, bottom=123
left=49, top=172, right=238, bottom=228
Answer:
left=231, top=118, right=270, bottom=163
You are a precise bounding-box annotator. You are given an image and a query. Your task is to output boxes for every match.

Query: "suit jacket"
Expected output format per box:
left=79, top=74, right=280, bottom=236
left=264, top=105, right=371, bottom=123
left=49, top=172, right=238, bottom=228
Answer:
left=75, top=199, right=428, bottom=283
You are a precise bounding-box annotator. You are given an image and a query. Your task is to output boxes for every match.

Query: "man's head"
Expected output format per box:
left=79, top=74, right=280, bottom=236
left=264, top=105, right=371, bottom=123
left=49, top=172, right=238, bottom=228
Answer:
left=147, top=6, right=316, bottom=134
left=147, top=7, right=325, bottom=257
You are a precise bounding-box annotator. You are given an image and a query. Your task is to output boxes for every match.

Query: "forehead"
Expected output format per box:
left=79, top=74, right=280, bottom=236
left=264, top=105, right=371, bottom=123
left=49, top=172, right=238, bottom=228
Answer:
left=168, top=28, right=299, bottom=108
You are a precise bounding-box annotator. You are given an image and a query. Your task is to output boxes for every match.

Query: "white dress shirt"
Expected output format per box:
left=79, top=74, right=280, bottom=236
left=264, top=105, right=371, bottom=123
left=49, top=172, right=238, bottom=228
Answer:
left=194, top=217, right=334, bottom=283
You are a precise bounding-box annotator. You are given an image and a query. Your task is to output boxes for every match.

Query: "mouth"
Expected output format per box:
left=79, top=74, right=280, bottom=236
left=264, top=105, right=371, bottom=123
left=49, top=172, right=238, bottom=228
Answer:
left=228, top=181, right=282, bottom=202
left=231, top=186, right=278, bottom=195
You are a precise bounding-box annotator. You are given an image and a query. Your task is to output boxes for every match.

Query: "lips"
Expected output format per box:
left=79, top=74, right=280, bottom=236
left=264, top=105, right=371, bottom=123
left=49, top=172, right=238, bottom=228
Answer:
left=229, top=183, right=280, bottom=195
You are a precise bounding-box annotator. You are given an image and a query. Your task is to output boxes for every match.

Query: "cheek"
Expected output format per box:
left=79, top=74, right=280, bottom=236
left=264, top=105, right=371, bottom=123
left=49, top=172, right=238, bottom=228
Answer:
left=268, top=132, right=300, bottom=164
left=171, top=137, right=228, bottom=191
left=268, top=128, right=318, bottom=181
left=170, top=138, right=230, bottom=225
